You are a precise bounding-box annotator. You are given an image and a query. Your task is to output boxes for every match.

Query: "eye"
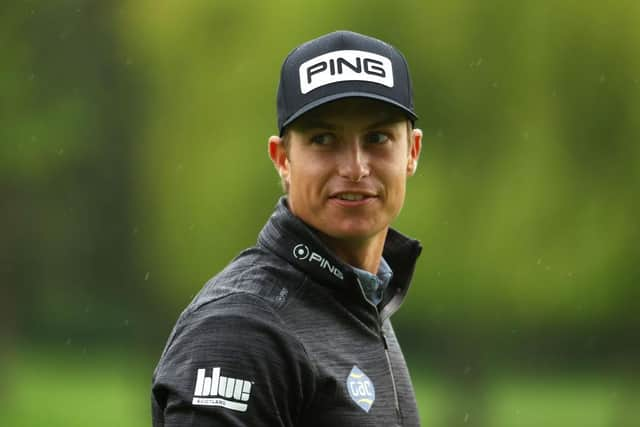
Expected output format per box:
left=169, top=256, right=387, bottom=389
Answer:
left=365, top=132, right=389, bottom=144
left=310, top=133, right=335, bottom=145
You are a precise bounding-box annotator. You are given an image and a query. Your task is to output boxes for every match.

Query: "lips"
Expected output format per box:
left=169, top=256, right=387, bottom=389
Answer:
left=329, top=190, right=378, bottom=203
left=336, top=193, right=366, bottom=201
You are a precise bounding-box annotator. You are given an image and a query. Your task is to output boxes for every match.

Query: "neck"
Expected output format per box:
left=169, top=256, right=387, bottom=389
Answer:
left=318, top=229, right=388, bottom=274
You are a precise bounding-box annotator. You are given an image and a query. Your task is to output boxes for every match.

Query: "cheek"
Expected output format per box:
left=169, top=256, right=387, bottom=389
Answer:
left=287, top=164, right=323, bottom=204
left=382, top=161, right=409, bottom=205
left=289, top=154, right=333, bottom=185
left=379, top=154, right=409, bottom=183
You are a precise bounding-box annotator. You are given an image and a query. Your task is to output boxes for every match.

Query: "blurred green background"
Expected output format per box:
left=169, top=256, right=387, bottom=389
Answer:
left=2, top=0, right=639, bottom=426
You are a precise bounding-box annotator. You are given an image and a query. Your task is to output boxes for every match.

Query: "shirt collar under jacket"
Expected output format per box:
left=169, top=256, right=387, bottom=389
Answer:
left=352, top=257, right=393, bottom=306
left=257, top=197, right=422, bottom=321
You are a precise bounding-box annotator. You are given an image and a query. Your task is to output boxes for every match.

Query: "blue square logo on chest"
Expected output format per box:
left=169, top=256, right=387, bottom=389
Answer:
left=346, top=365, right=376, bottom=412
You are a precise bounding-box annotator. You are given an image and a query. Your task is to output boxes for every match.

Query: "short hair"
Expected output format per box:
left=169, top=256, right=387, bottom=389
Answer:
left=278, top=131, right=291, bottom=192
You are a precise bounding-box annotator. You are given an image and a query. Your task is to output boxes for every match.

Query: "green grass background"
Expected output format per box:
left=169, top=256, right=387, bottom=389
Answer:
left=3, top=348, right=636, bottom=427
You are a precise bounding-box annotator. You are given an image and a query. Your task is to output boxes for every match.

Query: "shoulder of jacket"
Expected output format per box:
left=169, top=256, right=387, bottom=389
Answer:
left=187, top=246, right=307, bottom=315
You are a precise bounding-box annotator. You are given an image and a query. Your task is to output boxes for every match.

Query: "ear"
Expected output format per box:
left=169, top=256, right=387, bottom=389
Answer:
left=407, top=128, right=422, bottom=176
left=268, top=135, right=290, bottom=182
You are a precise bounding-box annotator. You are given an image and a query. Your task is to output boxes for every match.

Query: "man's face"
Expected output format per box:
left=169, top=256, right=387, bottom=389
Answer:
left=269, top=98, right=422, bottom=247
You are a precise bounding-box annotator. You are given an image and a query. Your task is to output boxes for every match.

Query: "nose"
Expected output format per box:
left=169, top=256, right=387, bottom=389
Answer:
left=338, top=140, right=369, bottom=182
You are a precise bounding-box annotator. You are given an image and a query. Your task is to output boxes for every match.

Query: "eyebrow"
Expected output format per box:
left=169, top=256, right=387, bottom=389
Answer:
left=294, top=115, right=404, bottom=132
left=295, top=120, right=337, bottom=131
left=364, top=116, right=405, bottom=130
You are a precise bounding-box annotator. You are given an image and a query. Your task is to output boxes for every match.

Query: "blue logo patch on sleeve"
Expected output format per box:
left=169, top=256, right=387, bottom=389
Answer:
left=346, top=366, right=375, bottom=412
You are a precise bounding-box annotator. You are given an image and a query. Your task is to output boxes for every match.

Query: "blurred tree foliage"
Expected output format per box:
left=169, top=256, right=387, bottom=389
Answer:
left=2, top=0, right=639, bottom=368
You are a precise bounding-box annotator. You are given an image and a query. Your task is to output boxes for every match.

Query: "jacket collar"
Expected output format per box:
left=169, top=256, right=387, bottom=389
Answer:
left=258, top=197, right=422, bottom=320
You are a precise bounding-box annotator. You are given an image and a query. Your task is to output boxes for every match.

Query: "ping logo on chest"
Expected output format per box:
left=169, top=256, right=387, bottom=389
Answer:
left=192, top=367, right=252, bottom=412
left=298, top=49, right=394, bottom=94
left=346, top=365, right=376, bottom=413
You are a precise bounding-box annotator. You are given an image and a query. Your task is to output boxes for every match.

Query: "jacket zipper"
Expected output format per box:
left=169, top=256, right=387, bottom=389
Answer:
left=380, top=318, right=402, bottom=425
left=355, top=278, right=402, bottom=424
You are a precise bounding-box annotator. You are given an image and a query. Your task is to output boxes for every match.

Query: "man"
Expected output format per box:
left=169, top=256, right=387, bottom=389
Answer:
left=152, top=30, right=423, bottom=426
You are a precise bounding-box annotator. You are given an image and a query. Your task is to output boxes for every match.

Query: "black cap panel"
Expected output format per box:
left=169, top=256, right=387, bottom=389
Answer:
left=277, top=31, right=417, bottom=135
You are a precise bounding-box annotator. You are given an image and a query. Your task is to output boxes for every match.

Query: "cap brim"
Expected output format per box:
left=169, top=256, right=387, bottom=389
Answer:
left=280, top=92, right=418, bottom=135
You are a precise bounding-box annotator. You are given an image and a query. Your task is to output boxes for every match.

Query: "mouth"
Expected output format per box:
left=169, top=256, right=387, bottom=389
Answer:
left=329, top=191, right=378, bottom=205
left=335, top=193, right=367, bottom=201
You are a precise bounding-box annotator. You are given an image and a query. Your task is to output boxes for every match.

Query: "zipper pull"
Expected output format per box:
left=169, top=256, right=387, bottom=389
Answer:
left=381, top=330, right=389, bottom=349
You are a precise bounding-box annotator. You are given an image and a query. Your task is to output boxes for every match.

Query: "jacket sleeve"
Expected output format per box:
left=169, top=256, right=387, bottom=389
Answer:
left=151, top=293, right=316, bottom=427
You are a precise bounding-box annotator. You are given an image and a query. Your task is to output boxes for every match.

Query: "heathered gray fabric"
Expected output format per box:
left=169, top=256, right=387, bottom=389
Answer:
left=152, top=197, right=422, bottom=426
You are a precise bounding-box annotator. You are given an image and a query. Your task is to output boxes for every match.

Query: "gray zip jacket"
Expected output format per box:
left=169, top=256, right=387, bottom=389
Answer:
left=152, top=197, right=422, bottom=426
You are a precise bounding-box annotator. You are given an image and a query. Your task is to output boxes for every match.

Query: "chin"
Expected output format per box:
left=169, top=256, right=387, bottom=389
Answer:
left=324, top=222, right=382, bottom=241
